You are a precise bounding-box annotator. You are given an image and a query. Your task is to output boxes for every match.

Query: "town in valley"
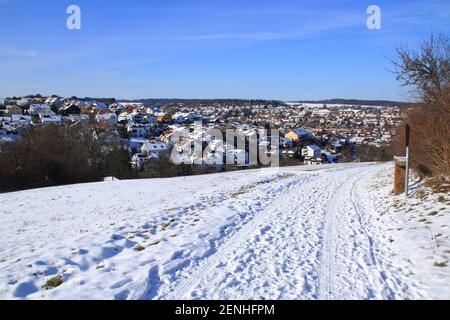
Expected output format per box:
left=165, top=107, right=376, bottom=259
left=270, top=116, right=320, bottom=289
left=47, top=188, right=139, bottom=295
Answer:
left=0, top=95, right=405, bottom=177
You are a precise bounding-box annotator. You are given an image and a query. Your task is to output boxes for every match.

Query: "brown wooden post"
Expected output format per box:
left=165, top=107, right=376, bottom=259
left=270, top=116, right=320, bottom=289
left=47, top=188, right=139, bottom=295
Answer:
left=405, top=124, right=410, bottom=197
left=393, top=156, right=407, bottom=195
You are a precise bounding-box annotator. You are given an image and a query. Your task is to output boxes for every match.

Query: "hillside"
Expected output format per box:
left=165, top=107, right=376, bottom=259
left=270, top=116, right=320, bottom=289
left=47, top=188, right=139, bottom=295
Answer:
left=0, top=163, right=448, bottom=300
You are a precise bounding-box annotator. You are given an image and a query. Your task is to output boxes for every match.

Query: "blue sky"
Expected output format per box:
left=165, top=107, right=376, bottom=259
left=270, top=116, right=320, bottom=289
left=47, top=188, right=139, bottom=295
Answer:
left=0, top=0, right=448, bottom=101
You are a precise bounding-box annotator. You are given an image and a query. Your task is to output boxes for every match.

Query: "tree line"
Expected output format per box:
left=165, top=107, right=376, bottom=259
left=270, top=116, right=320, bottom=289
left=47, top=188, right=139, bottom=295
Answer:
left=0, top=124, right=133, bottom=192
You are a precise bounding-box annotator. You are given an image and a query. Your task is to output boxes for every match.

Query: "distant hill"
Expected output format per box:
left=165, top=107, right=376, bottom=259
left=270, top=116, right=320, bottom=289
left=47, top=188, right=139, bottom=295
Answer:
left=131, top=98, right=287, bottom=106
left=290, top=99, right=414, bottom=107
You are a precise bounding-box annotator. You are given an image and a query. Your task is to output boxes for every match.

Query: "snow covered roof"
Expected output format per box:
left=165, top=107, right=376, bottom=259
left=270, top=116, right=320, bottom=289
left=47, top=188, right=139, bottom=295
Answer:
left=292, top=128, right=310, bottom=136
left=96, top=113, right=117, bottom=122
left=306, top=144, right=321, bottom=152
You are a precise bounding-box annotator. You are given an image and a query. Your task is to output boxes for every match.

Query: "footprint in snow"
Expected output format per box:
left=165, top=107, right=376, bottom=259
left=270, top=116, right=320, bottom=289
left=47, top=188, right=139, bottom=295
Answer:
left=14, top=282, right=38, bottom=298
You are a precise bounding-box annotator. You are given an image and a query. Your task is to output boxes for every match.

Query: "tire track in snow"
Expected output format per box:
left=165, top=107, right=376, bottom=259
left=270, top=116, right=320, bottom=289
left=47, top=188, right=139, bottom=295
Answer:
left=318, top=172, right=354, bottom=300
left=319, top=164, right=409, bottom=300
left=349, top=172, right=397, bottom=299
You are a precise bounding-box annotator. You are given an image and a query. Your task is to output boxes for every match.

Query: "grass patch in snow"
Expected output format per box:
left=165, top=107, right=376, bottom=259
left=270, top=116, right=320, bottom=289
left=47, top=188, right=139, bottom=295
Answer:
left=161, top=219, right=175, bottom=230
left=434, top=261, right=448, bottom=267
left=45, top=275, right=63, bottom=290
left=96, top=263, right=105, bottom=269
left=231, top=190, right=247, bottom=197
left=133, top=245, right=145, bottom=252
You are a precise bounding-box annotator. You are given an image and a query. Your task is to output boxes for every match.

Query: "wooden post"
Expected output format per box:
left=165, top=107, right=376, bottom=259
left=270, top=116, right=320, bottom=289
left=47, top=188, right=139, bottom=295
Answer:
left=394, top=156, right=407, bottom=195
left=405, top=124, right=410, bottom=198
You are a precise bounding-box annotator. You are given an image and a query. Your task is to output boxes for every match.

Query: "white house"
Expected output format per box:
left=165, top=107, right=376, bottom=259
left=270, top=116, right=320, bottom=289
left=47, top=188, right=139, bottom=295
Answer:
left=117, top=112, right=129, bottom=123
left=302, top=144, right=322, bottom=158
left=29, top=104, right=53, bottom=116
left=11, top=115, right=32, bottom=125
left=39, top=114, right=62, bottom=125
left=19, top=97, right=34, bottom=107
left=108, top=103, right=125, bottom=114
left=302, top=144, right=323, bottom=165
left=141, top=141, right=169, bottom=156
left=127, top=112, right=145, bottom=124
left=0, top=98, right=12, bottom=106
left=45, top=97, right=64, bottom=109
left=126, top=123, right=155, bottom=138
left=96, top=113, right=118, bottom=126
left=127, top=123, right=146, bottom=137
left=131, top=153, right=159, bottom=170
left=172, top=112, right=194, bottom=124
left=93, top=101, right=109, bottom=111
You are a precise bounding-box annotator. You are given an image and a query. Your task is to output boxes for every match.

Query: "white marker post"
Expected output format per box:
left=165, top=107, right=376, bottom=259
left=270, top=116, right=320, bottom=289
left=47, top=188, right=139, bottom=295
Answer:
left=405, top=124, right=410, bottom=198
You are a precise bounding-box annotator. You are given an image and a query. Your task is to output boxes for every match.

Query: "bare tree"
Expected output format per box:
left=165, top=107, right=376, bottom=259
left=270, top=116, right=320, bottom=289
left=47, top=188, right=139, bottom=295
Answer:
left=392, top=33, right=449, bottom=108
left=391, top=32, right=450, bottom=179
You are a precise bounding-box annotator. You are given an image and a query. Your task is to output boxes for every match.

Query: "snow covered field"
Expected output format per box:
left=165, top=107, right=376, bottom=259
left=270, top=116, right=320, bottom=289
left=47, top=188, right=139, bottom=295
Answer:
left=0, top=162, right=448, bottom=300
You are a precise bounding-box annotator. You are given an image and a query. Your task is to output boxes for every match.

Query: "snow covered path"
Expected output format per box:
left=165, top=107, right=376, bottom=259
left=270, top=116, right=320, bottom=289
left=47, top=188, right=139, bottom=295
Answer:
left=0, top=163, right=448, bottom=299
left=161, top=164, right=411, bottom=300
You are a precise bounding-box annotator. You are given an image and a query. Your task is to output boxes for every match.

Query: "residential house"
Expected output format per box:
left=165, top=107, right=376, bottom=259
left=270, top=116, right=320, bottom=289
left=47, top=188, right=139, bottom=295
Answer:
left=126, top=123, right=155, bottom=138
left=145, top=114, right=158, bottom=126
left=280, top=137, right=294, bottom=149
left=131, top=153, right=155, bottom=170
left=39, top=114, right=62, bottom=125
left=156, top=112, right=170, bottom=123
left=11, top=115, right=32, bottom=126
left=93, top=101, right=109, bottom=112
left=45, top=97, right=64, bottom=111
left=0, top=98, right=11, bottom=107
left=108, top=103, right=125, bottom=114
left=128, top=138, right=150, bottom=153
left=141, top=141, right=169, bottom=157
left=19, top=97, right=34, bottom=107
left=172, top=112, right=194, bottom=124
left=29, top=104, right=53, bottom=116
left=302, top=144, right=323, bottom=165
left=5, top=105, right=22, bottom=115
left=285, top=128, right=311, bottom=142
left=62, top=114, right=90, bottom=125
left=60, top=103, right=81, bottom=116
left=74, top=101, right=90, bottom=111
left=93, top=128, right=120, bottom=146
left=96, top=113, right=118, bottom=127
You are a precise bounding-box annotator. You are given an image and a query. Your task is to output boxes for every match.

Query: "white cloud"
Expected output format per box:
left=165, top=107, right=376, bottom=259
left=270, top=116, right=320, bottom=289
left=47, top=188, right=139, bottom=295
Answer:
left=181, top=10, right=363, bottom=42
